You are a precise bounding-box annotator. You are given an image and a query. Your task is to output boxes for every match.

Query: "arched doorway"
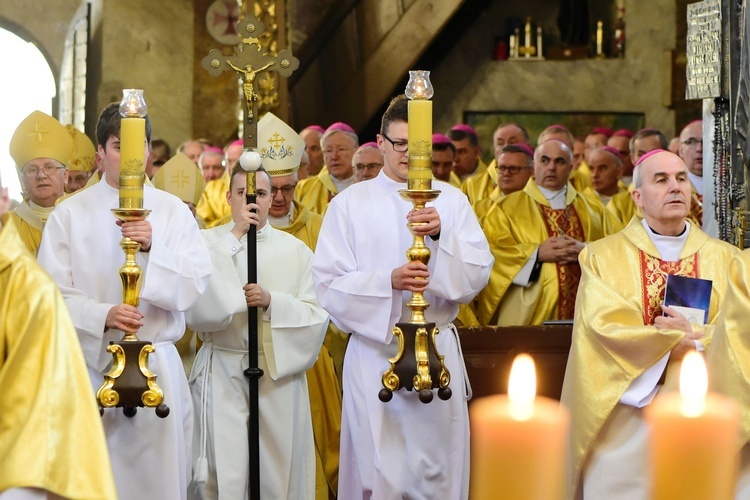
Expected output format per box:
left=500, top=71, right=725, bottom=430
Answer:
left=0, top=27, right=56, bottom=202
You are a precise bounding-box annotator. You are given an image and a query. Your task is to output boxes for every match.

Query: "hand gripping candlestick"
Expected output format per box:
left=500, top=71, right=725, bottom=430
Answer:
left=378, top=71, right=452, bottom=404
left=96, top=89, right=169, bottom=419
left=201, top=14, right=299, bottom=499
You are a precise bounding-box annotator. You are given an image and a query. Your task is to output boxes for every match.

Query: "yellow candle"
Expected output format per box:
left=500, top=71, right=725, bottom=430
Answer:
left=407, top=99, right=432, bottom=187
left=119, top=116, right=145, bottom=209
left=646, top=352, right=740, bottom=500
left=470, top=354, right=569, bottom=500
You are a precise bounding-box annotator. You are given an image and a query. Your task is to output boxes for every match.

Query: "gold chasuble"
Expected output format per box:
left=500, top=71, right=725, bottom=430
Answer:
left=562, top=219, right=737, bottom=498
left=5, top=204, right=42, bottom=256
left=295, top=168, right=338, bottom=215
left=476, top=180, right=620, bottom=325
left=606, top=186, right=640, bottom=226
left=709, top=250, right=750, bottom=450
left=0, top=217, right=117, bottom=499
left=196, top=171, right=231, bottom=228
left=273, top=199, right=343, bottom=500
left=461, top=158, right=497, bottom=205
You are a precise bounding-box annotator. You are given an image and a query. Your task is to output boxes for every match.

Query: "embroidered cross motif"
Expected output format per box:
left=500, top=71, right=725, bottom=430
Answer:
left=171, top=170, right=190, bottom=188
left=26, top=122, right=49, bottom=143
left=268, top=132, right=285, bottom=148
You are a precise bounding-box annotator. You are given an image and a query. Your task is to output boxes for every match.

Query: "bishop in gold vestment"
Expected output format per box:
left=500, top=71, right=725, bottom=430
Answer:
left=476, top=140, right=621, bottom=326
left=0, top=215, right=116, bottom=499
left=561, top=150, right=737, bottom=499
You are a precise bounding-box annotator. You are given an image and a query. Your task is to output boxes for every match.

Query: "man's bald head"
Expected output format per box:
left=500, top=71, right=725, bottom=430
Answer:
left=678, top=120, right=703, bottom=176
left=534, top=140, right=573, bottom=191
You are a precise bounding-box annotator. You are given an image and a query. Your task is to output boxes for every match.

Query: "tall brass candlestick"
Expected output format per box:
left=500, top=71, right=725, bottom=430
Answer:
left=378, top=71, right=451, bottom=405
left=97, top=89, right=167, bottom=418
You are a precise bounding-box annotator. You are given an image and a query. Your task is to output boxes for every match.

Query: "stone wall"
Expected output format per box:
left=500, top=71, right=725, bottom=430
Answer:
left=431, top=0, right=677, bottom=150
left=2, top=0, right=194, bottom=151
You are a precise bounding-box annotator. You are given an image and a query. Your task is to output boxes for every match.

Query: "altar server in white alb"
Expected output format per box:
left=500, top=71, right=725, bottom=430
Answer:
left=312, top=95, right=494, bottom=499
left=186, top=160, right=328, bottom=499
left=37, top=103, right=212, bottom=500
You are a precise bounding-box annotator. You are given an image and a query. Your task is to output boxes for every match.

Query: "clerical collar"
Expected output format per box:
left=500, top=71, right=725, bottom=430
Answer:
left=28, top=200, right=55, bottom=223
left=537, top=185, right=567, bottom=209
left=687, top=171, right=703, bottom=195
left=597, top=192, right=613, bottom=206
left=641, top=219, right=691, bottom=262
left=331, top=173, right=356, bottom=194
left=269, top=204, right=295, bottom=229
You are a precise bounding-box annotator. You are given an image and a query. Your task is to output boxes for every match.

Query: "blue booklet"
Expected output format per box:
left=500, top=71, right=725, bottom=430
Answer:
left=663, top=274, right=712, bottom=324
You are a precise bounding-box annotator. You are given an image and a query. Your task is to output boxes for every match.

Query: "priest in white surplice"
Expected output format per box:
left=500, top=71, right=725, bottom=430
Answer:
left=186, top=165, right=328, bottom=499
left=312, top=95, right=493, bottom=500
left=37, top=103, right=212, bottom=499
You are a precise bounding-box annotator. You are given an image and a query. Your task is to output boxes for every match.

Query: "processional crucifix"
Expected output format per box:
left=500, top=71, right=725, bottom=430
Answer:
left=201, top=14, right=299, bottom=500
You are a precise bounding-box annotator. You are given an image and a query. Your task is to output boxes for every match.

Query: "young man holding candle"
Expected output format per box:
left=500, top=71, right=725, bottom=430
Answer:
left=37, top=102, right=212, bottom=500
left=312, top=95, right=493, bottom=499
left=561, top=149, right=737, bottom=499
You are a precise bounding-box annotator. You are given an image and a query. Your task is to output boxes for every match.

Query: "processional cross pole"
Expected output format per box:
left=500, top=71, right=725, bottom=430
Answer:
left=201, top=14, right=299, bottom=500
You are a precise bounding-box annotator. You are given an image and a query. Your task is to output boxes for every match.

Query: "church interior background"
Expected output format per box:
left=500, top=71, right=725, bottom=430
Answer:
left=1, top=0, right=747, bottom=239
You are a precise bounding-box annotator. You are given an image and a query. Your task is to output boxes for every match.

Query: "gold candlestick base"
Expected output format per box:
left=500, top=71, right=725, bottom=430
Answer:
left=96, top=207, right=168, bottom=418
left=378, top=188, right=452, bottom=404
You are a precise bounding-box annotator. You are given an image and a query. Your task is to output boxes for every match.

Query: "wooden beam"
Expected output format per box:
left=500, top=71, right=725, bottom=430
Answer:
left=330, top=0, right=464, bottom=131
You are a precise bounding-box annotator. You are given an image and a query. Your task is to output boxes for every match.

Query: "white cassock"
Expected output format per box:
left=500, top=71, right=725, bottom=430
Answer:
left=185, top=222, right=328, bottom=500
left=38, top=177, right=212, bottom=500
left=312, top=170, right=494, bottom=500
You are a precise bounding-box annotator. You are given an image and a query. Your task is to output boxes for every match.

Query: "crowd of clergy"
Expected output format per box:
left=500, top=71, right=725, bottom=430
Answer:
left=3, top=93, right=750, bottom=500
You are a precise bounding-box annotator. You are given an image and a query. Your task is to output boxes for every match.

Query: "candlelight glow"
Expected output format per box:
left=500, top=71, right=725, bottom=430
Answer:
left=405, top=70, right=434, bottom=100
left=508, top=354, right=536, bottom=421
left=119, top=89, right=148, bottom=118
left=680, top=351, right=708, bottom=418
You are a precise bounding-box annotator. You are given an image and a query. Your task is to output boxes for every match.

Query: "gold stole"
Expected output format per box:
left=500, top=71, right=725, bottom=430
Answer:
left=639, top=251, right=700, bottom=325
left=539, top=205, right=584, bottom=319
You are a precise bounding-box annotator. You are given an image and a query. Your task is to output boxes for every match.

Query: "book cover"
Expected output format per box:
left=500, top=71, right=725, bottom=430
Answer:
left=663, top=274, right=712, bottom=324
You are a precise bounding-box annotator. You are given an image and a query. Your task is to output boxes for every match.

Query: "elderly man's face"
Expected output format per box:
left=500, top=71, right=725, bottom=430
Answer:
left=573, top=140, right=585, bottom=169
left=353, top=148, right=384, bottom=182
left=269, top=173, right=297, bottom=218
left=301, top=129, right=324, bottom=176
left=497, top=151, right=532, bottom=195
left=182, top=142, right=203, bottom=164
left=607, top=136, right=633, bottom=176
left=589, top=149, right=622, bottom=197
left=584, top=133, right=608, bottom=162
left=432, top=148, right=454, bottom=182
left=493, top=125, right=526, bottom=158
left=322, top=132, right=356, bottom=180
left=633, top=152, right=691, bottom=234
left=631, top=135, right=664, bottom=165
left=201, top=153, right=225, bottom=182
left=21, top=158, right=69, bottom=207
left=66, top=169, right=92, bottom=193
left=534, top=141, right=573, bottom=191
left=451, top=138, right=480, bottom=177
left=679, top=121, right=703, bottom=177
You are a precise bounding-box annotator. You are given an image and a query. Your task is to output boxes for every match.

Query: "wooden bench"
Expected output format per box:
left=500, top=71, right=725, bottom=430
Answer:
left=458, top=325, right=573, bottom=401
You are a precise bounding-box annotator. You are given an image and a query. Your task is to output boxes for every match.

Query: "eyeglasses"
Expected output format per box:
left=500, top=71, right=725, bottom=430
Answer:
left=681, top=138, right=703, bottom=148
left=498, top=166, right=532, bottom=174
left=23, top=164, right=66, bottom=178
left=270, top=184, right=296, bottom=197
left=323, top=146, right=353, bottom=157
left=355, top=163, right=383, bottom=172
left=382, top=133, right=409, bottom=153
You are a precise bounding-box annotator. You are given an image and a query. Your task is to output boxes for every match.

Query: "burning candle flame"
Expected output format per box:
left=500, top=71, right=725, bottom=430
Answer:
left=508, top=354, right=536, bottom=421
left=680, top=351, right=708, bottom=418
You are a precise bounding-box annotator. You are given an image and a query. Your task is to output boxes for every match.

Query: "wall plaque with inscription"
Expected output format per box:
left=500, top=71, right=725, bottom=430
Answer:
left=686, top=0, right=722, bottom=100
